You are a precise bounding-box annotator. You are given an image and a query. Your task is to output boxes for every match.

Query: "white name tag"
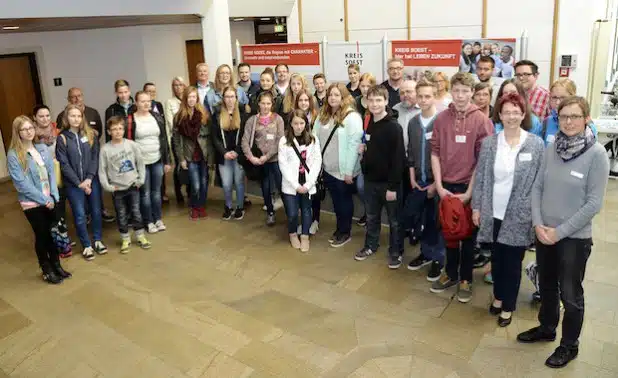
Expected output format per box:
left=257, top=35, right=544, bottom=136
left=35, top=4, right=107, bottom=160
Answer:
left=519, top=153, right=532, bottom=162
left=425, top=132, right=432, bottom=140
left=80, top=136, right=89, bottom=143
left=547, top=135, right=555, bottom=143
left=455, top=135, right=466, bottom=143
left=266, top=134, right=275, bottom=140
left=89, top=121, right=96, bottom=125
left=365, top=134, right=371, bottom=141
left=570, top=170, right=584, bottom=179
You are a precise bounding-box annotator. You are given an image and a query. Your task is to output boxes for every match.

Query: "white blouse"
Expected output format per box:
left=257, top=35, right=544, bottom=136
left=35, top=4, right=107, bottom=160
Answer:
left=492, top=130, right=527, bottom=220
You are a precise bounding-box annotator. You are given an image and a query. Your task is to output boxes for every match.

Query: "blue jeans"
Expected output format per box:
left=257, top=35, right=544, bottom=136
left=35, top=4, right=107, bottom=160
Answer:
left=262, top=162, right=282, bottom=214
left=140, top=161, right=164, bottom=225
left=283, top=193, right=312, bottom=235
left=66, top=178, right=103, bottom=248
left=188, top=160, right=209, bottom=208
left=404, top=183, right=445, bottom=262
left=113, top=186, right=143, bottom=235
left=324, top=171, right=355, bottom=235
left=218, top=159, right=245, bottom=209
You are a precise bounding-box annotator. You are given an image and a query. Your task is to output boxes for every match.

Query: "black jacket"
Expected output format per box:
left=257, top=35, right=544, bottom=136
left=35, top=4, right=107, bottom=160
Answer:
left=239, top=80, right=261, bottom=99
left=361, top=112, right=405, bottom=191
left=381, top=80, right=402, bottom=109
left=211, top=107, right=249, bottom=165
left=126, top=111, right=171, bottom=165
left=56, top=106, right=103, bottom=136
left=151, top=100, right=164, bottom=116
left=346, top=82, right=362, bottom=98
left=104, top=98, right=135, bottom=142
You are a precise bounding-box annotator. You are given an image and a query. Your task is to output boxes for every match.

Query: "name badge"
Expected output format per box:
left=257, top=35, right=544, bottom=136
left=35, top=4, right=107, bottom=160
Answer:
left=547, top=135, right=555, bottom=144
left=266, top=134, right=275, bottom=140
left=519, top=153, right=532, bottom=162
left=455, top=135, right=466, bottom=143
left=80, top=136, right=89, bottom=143
left=365, top=134, right=371, bottom=141
left=425, top=132, right=432, bottom=140
left=570, top=170, right=584, bottom=179
left=89, top=121, right=96, bottom=125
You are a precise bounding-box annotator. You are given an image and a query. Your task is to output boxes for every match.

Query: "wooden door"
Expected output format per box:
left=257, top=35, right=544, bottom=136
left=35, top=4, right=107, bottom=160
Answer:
left=0, top=54, right=41, bottom=151
left=186, top=40, right=204, bottom=86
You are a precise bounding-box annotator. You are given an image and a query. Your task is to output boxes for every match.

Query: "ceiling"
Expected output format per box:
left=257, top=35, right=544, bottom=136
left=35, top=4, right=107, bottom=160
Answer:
left=0, top=15, right=202, bottom=34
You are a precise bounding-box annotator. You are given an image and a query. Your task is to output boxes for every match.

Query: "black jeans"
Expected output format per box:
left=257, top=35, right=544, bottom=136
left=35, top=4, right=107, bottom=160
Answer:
left=23, top=206, right=59, bottom=270
left=537, top=237, right=592, bottom=348
left=491, top=219, right=526, bottom=312
left=55, top=185, right=68, bottom=221
left=364, top=180, right=401, bottom=257
left=324, top=172, right=355, bottom=236
left=112, top=186, right=143, bottom=236
left=442, top=182, right=475, bottom=282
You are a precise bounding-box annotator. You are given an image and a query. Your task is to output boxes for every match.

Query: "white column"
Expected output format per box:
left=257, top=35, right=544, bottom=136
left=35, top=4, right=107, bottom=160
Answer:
left=201, top=0, right=233, bottom=70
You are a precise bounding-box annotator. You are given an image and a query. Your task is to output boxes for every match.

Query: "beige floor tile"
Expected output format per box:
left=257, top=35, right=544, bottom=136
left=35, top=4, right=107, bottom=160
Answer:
left=372, top=355, right=413, bottom=377
left=198, top=353, right=254, bottom=378
left=233, top=340, right=321, bottom=378
left=0, top=310, right=31, bottom=341
left=601, top=341, right=618, bottom=372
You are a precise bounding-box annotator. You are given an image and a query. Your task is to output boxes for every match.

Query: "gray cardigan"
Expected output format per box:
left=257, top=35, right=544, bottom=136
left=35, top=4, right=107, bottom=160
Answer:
left=407, top=114, right=435, bottom=183
left=472, top=132, right=544, bottom=246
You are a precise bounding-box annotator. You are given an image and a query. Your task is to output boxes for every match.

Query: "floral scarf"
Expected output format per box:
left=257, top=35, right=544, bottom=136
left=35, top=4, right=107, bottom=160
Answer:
left=554, top=125, right=596, bottom=162
left=178, top=109, right=202, bottom=141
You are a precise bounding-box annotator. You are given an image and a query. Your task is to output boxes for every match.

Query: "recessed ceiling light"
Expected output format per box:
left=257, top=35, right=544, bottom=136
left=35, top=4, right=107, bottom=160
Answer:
left=2, top=26, right=19, bottom=30
left=260, top=18, right=271, bottom=21
left=233, top=18, right=244, bottom=21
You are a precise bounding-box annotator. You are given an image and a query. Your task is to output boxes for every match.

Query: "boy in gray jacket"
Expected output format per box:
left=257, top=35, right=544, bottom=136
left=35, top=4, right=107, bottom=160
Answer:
left=99, top=116, right=151, bottom=253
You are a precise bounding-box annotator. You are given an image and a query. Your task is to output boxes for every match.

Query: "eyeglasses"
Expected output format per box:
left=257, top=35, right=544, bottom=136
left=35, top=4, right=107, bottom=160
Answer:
left=388, top=67, right=404, bottom=71
left=19, top=126, right=35, bottom=132
left=515, top=72, right=534, bottom=79
left=501, top=112, right=523, bottom=118
left=558, top=114, right=584, bottom=122
left=550, top=96, right=566, bottom=102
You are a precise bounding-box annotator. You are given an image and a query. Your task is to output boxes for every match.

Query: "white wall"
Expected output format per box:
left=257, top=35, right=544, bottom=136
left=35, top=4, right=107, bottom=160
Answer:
left=300, top=0, right=345, bottom=42
left=230, top=21, right=256, bottom=62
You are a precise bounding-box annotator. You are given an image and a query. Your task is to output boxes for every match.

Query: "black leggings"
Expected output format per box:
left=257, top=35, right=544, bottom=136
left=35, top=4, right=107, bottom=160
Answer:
left=24, top=206, right=59, bottom=270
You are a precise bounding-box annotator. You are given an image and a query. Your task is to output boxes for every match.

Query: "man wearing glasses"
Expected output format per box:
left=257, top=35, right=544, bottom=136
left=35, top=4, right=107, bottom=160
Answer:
left=382, top=58, right=405, bottom=109
left=514, top=60, right=550, bottom=119
left=56, top=87, right=103, bottom=136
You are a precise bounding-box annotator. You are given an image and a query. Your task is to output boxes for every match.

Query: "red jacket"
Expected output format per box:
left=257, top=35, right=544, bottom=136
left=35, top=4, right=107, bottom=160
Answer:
left=439, top=196, right=474, bottom=248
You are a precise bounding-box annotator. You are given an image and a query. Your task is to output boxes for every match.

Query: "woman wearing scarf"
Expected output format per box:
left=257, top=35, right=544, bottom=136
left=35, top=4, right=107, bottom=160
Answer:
left=173, top=86, right=213, bottom=220
left=517, top=96, right=609, bottom=369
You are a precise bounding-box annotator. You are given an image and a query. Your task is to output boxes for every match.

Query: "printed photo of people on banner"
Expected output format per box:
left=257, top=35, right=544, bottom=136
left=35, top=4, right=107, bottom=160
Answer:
left=460, top=39, right=517, bottom=78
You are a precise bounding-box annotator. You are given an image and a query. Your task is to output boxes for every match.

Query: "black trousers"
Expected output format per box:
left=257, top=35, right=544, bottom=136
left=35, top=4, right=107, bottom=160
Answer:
left=24, top=206, right=59, bottom=270
left=364, top=181, right=401, bottom=257
left=537, top=237, right=592, bottom=348
left=491, top=219, right=526, bottom=312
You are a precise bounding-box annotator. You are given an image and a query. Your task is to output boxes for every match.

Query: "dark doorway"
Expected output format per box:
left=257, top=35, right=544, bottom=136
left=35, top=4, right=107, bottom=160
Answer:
left=186, top=40, right=204, bottom=85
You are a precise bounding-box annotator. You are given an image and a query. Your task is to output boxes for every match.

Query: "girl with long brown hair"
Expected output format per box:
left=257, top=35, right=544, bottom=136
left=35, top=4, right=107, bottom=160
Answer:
left=173, top=86, right=212, bottom=220
left=212, top=86, right=249, bottom=220
left=293, top=89, right=318, bottom=126
left=56, top=104, right=107, bottom=261
left=312, top=83, right=363, bottom=247
left=8, top=115, right=71, bottom=283
left=249, top=68, right=283, bottom=115
left=279, top=73, right=308, bottom=121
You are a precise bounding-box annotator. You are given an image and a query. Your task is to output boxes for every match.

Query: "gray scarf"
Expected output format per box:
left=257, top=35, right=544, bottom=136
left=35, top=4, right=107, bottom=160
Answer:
left=554, top=126, right=596, bottom=162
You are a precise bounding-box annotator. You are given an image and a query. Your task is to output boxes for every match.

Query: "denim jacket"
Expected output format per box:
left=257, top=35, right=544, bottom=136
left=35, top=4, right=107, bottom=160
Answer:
left=8, top=143, right=59, bottom=205
left=56, top=129, right=100, bottom=188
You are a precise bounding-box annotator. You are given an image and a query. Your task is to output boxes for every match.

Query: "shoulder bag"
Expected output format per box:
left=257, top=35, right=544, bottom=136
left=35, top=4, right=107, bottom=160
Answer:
left=314, top=124, right=339, bottom=201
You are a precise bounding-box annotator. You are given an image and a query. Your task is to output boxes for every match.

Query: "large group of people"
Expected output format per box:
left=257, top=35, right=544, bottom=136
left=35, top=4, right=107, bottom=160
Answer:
left=7, top=55, right=610, bottom=369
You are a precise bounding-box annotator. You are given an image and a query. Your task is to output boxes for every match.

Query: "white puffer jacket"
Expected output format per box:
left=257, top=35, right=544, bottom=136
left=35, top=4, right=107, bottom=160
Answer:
left=278, top=136, right=322, bottom=196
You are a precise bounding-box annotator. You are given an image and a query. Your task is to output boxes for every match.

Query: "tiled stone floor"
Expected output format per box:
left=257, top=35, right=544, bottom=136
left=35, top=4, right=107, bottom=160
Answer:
left=0, top=180, right=617, bottom=377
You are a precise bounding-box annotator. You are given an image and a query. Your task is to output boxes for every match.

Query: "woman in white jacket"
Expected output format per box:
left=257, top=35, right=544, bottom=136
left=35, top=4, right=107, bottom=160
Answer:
left=279, top=109, right=322, bottom=252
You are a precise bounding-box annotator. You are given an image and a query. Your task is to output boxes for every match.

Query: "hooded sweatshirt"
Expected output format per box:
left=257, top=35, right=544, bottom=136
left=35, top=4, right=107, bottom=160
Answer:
left=361, top=112, right=405, bottom=191
left=431, top=103, right=492, bottom=184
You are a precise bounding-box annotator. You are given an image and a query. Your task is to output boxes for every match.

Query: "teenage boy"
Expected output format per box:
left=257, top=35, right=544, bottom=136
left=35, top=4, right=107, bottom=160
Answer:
left=430, top=72, right=492, bottom=303
left=515, top=60, right=550, bottom=118
left=313, top=73, right=327, bottom=108
left=405, top=79, right=444, bottom=281
left=99, top=116, right=151, bottom=253
left=354, top=86, right=405, bottom=269
left=382, top=58, right=405, bottom=109
left=238, top=63, right=260, bottom=98
left=475, top=56, right=500, bottom=105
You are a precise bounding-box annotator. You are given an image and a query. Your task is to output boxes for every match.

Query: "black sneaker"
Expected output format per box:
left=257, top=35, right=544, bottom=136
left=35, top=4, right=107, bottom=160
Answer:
left=388, top=255, right=403, bottom=269
left=222, top=207, right=233, bottom=220
left=545, top=346, right=578, bottom=369
left=102, top=211, right=115, bottom=223
left=328, top=231, right=340, bottom=243
left=356, top=215, right=367, bottom=227
left=354, top=247, right=375, bottom=261
left=426, top=261, right=442, bottom=281
left=233, top=208, right=245, bottom=220
left=330, top=233, right=351, bottom=248
left=407, top=254, right=431, bottom=271
left=244, top=197, right=252, bottom=207
left=532, top=291, right=542, bottom=303
left=473, top=254, right=490, bottom=269
left=517, top=327, right=557, bottom=344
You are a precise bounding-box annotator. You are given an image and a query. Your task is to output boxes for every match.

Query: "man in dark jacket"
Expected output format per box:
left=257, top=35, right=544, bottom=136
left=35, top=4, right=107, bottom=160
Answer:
left=56, top=87, right=103, bottom=136
left=354, top=85, right=405, bottom=269
left=237, top=63, right=260, bottom=99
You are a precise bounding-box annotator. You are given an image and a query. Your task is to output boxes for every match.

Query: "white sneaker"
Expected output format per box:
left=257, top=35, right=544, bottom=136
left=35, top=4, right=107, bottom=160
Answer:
left=155, top=220, right=166, bottom=232
left=82, top=246, right=95, bottom=261
left=262, top=204, right=267, bottom=211
left=273, top=197, right=284, bottom=211
left=309, top=221, right=319, bottom=235
left=147, top=223, right=158, bottom=234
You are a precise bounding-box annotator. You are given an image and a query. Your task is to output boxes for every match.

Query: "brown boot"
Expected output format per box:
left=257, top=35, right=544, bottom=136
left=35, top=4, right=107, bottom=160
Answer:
left=289, top=233, right=301, bottom=249
left=300, top=235, right=310, bottom=253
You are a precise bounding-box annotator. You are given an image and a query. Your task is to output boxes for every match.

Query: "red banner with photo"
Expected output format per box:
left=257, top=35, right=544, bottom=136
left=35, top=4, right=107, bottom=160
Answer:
left=241, top=43, right=320, bottom=66
left=392, top=40, right=461, bottom=67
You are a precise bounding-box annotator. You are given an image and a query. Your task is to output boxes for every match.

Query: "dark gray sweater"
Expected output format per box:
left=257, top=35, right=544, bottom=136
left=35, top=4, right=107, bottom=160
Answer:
left=532, top=142, right=609, bottom=241
left=407, top=113, right=436, bottom=183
